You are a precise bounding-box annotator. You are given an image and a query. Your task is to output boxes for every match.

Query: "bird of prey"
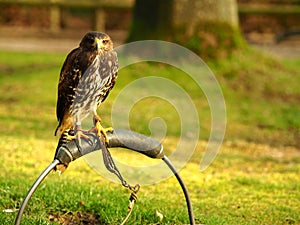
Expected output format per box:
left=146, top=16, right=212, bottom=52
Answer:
left=54, top=31, right=118, bottom=171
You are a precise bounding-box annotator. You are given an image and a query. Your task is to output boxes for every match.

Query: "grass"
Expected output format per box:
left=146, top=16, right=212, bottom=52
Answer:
left=212, top=51, right=300, bottom=147
left=0, top=48, right=300, bottom=224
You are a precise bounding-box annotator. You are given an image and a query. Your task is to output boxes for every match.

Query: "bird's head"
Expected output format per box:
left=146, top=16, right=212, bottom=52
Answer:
left=80, top=31, right=113, bottom=54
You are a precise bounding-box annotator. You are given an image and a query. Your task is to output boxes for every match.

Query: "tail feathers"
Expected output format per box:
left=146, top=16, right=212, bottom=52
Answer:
left=54, top=129, right=71, bottom=173
left=54, top=118, right=73, bottom=173
left=56, top=129, right=71, bottom=149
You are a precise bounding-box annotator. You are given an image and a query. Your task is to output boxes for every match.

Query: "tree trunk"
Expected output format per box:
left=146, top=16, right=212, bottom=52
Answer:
left=127, top=0, right=173, bottom=41
left=173, top=0, right=239, bottom=31
left=127, top=0, right=245, bottom=59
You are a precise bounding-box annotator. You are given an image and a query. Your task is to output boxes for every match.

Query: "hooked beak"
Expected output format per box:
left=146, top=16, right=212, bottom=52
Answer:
left=95, top=38, right=103, bottom=52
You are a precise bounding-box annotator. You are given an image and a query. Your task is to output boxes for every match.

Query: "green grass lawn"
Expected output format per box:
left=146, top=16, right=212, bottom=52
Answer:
left=0, top=49, right=300, bottom=224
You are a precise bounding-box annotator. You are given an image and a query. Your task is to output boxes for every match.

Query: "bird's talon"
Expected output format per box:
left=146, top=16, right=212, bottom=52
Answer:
left=101, top=128, right=111, bottom=143
left=73, top=126, right=89, bottom=146
left=66, top=134, right=75, bottom=141
left=95, top=121, right=112, bottom=143
left=63, top=130, right=76, bottom=142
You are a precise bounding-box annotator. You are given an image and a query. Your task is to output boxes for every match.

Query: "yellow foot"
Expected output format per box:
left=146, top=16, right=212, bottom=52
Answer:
left=64, top=130, right=76, bottom=141
left=64, top=124, right=89, bottom=147
left=63, top=129, right=89, bottom=142
left=94, top=122, right=113, bottom=143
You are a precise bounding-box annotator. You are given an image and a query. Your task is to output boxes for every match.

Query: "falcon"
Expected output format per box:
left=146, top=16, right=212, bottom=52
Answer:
left=54, top=31, right=118, bottom=171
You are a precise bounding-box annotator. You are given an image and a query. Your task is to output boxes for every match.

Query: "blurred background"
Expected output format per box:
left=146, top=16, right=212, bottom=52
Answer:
left=0, top=0, right=299, bottom=57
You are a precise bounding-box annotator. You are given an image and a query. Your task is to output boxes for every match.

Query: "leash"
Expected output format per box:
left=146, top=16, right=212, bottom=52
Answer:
left=120, top=184, right=140, bottom=225
left=99, top=135, right=140, bottom=225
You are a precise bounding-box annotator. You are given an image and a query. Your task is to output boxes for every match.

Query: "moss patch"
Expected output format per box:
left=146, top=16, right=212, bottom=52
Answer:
left=128, top=19, right=246, bottom=60
left=173, top=21, right=246, bottom=60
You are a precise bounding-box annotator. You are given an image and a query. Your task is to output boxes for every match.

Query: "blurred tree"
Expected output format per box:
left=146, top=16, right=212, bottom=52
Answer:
left=127, top=0, right=245, bottom=59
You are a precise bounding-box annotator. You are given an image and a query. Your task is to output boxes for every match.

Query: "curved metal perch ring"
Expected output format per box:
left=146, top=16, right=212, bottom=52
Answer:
left=15, top=129, right=195, bottom=225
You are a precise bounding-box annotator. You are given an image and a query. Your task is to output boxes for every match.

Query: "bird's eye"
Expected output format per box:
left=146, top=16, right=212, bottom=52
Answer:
left=102, top=39, right=109, bottom=44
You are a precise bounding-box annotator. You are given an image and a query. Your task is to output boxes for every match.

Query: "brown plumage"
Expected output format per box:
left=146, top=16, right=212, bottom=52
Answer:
left=54, top=31, right=118, bottom=172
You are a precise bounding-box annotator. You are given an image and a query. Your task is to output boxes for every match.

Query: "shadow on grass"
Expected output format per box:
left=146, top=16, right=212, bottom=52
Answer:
left=49, top=210, right=103, bottom=225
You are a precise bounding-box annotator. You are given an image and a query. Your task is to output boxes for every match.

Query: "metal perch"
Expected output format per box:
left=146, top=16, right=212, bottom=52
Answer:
left=15, top=129, right=195, bottom=225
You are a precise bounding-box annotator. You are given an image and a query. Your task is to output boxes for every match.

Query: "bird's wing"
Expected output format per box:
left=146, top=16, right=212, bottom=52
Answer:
left=55, top=48, right=83, bottom=131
